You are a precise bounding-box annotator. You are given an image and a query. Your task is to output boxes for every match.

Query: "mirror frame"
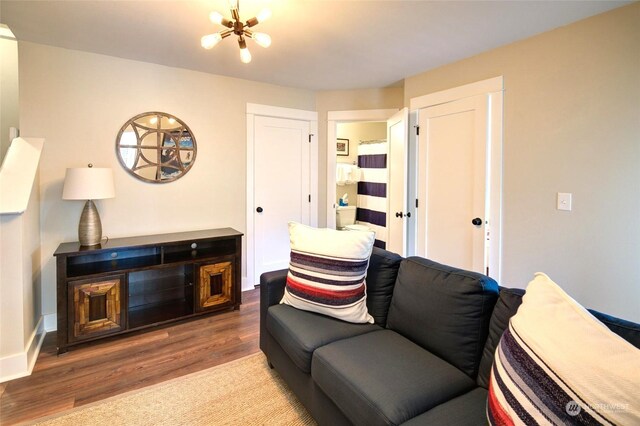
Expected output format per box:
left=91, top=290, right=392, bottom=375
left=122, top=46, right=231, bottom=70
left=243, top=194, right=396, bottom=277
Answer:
left=115, top=111, right=197, bottom=183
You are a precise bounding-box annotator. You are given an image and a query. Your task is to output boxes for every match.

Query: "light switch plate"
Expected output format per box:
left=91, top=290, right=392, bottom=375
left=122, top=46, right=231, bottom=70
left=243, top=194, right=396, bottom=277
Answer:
left=557, top=192, right=572, bottom=211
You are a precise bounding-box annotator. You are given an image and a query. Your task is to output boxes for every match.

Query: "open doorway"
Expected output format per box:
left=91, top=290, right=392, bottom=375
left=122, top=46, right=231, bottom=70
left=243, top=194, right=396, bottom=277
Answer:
left=335, top=121, right=387, bottom=248
left=327, top=108, right=410, bottom=256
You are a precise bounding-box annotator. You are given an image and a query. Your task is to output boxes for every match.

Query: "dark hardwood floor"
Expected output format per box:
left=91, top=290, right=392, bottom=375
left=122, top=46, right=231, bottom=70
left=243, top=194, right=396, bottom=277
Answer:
left=0, top=288, right=261, bottom=425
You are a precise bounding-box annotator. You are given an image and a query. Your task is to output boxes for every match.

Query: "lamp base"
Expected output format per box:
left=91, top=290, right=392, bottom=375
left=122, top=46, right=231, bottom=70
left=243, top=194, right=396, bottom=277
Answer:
left=78, top=200, right=102, bottom=246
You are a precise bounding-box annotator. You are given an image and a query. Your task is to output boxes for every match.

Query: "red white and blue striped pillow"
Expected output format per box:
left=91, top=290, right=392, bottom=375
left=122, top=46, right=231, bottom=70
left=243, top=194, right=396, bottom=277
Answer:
left=488, top=273, right=640, bottom=425
left=280, top=222, right=375, bottom=324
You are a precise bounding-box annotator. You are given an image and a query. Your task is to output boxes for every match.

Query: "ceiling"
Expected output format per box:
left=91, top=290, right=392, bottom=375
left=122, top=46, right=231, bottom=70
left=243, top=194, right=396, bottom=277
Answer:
left=0, top=0, right=631, bottom=91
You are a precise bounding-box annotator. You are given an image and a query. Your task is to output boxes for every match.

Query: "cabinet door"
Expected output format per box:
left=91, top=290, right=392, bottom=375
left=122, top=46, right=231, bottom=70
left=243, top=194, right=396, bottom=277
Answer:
left=196, top=261, right=234, bottom=312
left=68, top=276, right=124, bottom=342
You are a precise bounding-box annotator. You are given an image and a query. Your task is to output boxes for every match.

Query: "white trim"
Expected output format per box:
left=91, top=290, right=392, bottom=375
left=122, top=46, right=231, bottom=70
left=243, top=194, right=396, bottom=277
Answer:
left=246, top=111, right=256, bottom=288
left=326, top=109, right=398, bottom=229
left=0, top=316, right=46, bottom=383
left=246, top=103, right=317, bottom=121
left=328, top=109, right=398, bottom=122
left=488, top=91, right=504, bottom=282
left=410, top=76, right=503, bottom=111
left=44, top=313, right=57, bottom=332
left=246, top=104, right=318, bottom=286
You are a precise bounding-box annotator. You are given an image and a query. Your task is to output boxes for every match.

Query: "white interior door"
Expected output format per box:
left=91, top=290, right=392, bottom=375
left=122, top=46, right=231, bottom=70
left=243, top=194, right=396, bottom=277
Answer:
left=386, top=107, right=409, bottom=256
left=253, top=116, right=310, bottom=282
left=417, top=94, right=489, bottom=273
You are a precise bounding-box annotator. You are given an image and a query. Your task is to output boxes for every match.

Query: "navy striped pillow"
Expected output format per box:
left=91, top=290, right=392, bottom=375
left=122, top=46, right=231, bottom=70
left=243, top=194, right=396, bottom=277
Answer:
left=488, top=273, right=640, bottom=425
left=280, top=222, right=375, bottom=323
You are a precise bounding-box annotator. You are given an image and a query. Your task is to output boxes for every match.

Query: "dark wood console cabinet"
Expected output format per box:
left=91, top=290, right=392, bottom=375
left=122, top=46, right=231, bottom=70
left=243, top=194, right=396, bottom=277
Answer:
left=54, top=228, right=242, bottom=354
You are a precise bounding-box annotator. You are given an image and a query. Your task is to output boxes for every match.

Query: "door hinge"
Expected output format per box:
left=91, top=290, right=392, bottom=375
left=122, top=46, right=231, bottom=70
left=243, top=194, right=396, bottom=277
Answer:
left=415, top=199, right=419, bottom=208
left=308, top=134, right=313, bottom=143
left=415, top=125, right=420, bottom=136
left=486, top=267, right=490, bottom=276
left=308, top=194, right=311, bottom=203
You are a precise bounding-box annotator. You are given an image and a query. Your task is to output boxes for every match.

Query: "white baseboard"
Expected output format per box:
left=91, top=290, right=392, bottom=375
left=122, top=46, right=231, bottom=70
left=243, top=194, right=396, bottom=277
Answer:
left=0, top=316, right=46, bottom=383
left=44, top=312, right=57, bottom=332
left=241, top=276, right=253, bottom=292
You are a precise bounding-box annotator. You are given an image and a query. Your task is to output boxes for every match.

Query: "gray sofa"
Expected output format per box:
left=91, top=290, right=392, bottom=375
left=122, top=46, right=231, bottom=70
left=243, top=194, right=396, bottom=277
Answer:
left=259, top=247, right=640, bottom=425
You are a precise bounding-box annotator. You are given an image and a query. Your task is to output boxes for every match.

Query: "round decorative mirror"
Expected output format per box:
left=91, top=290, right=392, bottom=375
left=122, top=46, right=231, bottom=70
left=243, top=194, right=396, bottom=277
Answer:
left=116, top=112, right=197, bottom=183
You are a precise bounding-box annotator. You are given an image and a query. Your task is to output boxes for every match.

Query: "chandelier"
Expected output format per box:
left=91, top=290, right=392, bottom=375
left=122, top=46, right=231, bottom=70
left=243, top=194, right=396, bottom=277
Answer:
left=201, top=0, right=272, bottom=64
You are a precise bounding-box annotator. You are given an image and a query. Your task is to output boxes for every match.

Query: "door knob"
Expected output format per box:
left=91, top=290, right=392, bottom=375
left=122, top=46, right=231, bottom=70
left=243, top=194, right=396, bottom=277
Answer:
left=256, top=207, right=264, bottom=213
left=405, top=212, right=411, bottom=218
left=395, top=212, right=402, bottom=218
left=472, top=217, right=482, bottom=226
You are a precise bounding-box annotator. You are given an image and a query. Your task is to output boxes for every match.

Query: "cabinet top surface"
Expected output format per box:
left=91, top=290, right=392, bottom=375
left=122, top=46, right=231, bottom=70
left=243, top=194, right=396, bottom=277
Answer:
left=54, top=228, right=243, bottom=257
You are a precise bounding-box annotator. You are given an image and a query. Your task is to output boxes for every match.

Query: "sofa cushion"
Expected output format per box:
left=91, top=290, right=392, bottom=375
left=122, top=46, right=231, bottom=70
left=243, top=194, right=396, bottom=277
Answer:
left=280, top=222, right=375, bottom=323
left=312, top=329, right=476, bottom=426
left=401, top=388, right=488, bottom=426
left=365, top=247, right=403, bottom=326
left=386, top=257, right=499, bottom=378
left=476, top=287, right=525, bottom=388
left=488, top=273, right=640, bottom=425
left=266, top=304, right=380, bottom=374
left=588, top=309, right=640, bottom=349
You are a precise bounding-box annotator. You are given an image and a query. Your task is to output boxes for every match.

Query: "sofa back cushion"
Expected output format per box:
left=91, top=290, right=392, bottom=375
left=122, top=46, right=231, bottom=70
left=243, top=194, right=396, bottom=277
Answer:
left=588, top=309, right=640, bottom=349
left=476, top=287, right=525, bottom=388
left=386, top=257, right=499, bottom=378
left=365, top=247, right=403, bottom=326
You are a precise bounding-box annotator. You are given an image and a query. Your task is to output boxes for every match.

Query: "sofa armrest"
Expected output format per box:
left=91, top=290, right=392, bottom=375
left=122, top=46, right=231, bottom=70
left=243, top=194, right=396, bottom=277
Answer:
left=259, top=269, right=288, bottom=353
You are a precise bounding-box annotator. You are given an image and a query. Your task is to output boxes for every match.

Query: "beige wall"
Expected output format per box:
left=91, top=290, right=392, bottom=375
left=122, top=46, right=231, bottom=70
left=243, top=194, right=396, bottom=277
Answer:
left=1, top=36, right=19, bottom=161
left=0, top=173, right=42, bottom=381
left=16, top=3, right=640, bottom=326
left=19, top=42, right=315, bottom=317
left=316, top=88, right=403, bottom=226
left=405, top=3, right=640, bottom=321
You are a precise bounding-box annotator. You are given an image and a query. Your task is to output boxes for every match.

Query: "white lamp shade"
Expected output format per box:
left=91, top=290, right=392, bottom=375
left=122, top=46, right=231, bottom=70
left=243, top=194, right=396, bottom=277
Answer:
left=62, top=167, right=115, bottom=200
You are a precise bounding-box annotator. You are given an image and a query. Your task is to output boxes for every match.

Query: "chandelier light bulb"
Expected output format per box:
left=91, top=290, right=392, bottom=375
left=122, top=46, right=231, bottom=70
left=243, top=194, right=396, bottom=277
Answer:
left=201, top=33, right=222, bottom=49
left=257, top=8, right=272, bottom=23
left=201, top=1, right=272, bottom=63
left=240, top=46, right=252, bottom=63
left=252, top=32, right=271, bottom=48
left=209, top=11, right=224, bottom=25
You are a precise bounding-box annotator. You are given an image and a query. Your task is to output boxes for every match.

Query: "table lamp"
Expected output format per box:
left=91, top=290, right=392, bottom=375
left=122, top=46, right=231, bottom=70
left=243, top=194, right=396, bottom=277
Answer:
left=62, top=164, right=115, bottom=246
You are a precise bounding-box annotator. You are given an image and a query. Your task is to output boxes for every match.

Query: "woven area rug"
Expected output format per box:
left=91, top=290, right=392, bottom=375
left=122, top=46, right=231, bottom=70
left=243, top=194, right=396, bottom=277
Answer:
left=31, top=353, right=315, bottom=426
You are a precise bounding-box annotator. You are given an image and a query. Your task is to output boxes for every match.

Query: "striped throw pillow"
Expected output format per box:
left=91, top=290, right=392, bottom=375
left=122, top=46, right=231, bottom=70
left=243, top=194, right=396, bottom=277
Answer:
left=488, top=273, right=640, bottom=425
left=280, top=222, right=375, bottom=324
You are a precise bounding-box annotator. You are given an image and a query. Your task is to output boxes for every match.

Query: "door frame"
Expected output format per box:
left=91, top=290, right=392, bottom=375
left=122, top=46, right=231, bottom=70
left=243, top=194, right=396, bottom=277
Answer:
left=326, top=109, right=398, bottom=229
left=410, top=76, right=503, bottom=281
left=246, top=103, right=318, bottom=290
